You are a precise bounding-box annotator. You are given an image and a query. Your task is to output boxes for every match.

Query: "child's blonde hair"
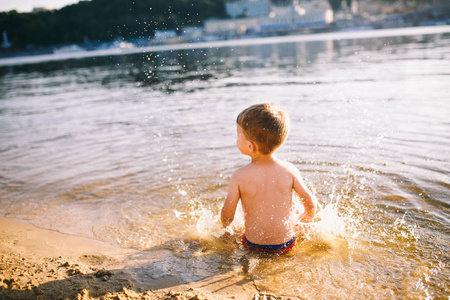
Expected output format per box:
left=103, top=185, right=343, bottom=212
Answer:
left=237, top=103, right=290, bottom=155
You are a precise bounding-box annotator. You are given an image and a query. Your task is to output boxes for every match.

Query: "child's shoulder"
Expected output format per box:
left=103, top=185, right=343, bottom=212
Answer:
left=276, top=158, right=299, bottom=172
left=274, top=159, right=303, bottom=181
left=232, top=165, right=250, bottom=177
left=231, top=161, right=263, bottom=181
left=233, top=163, right=254, bottom=177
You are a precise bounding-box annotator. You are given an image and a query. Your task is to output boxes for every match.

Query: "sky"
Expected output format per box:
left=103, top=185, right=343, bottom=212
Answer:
left=0, top=0, right=81, bottom=12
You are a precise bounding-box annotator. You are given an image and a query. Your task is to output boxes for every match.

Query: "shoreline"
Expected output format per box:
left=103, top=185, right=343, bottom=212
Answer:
left=0, top=216, right=277, bottom=299
left=0, top=25, right=449, bottom=67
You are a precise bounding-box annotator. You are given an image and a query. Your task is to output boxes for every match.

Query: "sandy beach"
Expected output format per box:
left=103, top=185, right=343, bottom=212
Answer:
left=0, top=216, right=295, bottom=300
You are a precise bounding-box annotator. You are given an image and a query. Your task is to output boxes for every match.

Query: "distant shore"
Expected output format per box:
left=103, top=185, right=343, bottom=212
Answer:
left=0, top=24, right=449, bottom=67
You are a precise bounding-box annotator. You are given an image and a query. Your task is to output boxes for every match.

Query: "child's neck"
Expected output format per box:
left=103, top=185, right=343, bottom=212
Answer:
left=250, top=152, right=276, bottom=163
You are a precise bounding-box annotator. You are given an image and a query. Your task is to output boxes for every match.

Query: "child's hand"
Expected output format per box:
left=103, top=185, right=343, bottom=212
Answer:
left=221, top=230, right=231, bottom=237
left=230, top=223, right=243, bottom=233
left=295, top=221, right=313, bottom=235
left=298, top=211, right=314, bottom=223
left=221, top=223, right=242, bottom=237
left=295, top=212, right=314, bottom=235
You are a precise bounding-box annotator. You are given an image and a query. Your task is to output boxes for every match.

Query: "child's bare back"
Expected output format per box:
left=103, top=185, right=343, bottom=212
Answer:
left=221, top=103, right=316, bottom=253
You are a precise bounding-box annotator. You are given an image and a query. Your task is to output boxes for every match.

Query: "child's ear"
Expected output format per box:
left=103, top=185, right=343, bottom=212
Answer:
left=248, top=141, right=258, bottom=153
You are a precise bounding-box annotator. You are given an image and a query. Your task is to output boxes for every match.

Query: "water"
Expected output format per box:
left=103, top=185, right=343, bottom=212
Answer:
left=1, top=26, right=449, bottom=298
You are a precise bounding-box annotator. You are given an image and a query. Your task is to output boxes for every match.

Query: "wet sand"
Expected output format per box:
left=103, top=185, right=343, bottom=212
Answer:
left=0, top=216, right=297, bottom=300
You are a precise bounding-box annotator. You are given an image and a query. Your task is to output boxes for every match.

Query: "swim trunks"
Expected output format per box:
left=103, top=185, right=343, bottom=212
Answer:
left=242, top=235, right=296, bottom=254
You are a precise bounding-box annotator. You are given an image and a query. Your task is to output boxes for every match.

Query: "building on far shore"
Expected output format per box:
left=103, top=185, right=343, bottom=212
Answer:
left=260, top=0, right=333, bottom=32
left=180, top=26, right=204, bottom=42
left=204, top=0, right=333, bottom=37
left=2, top=31, right=12, bottom=48
left=32, top=7, right=51, bottom=12
left=225, top=0, right=271, bottom=18
left=154, top=30, right=177, bottom=39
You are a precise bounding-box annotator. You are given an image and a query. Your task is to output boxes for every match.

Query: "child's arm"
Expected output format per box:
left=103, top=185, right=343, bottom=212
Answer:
left=292, top=168, right=317, bottom=223
left=221, top=172, right=240, bottom=228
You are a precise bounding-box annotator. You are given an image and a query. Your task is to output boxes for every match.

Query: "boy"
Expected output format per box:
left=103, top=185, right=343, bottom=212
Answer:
left=221, top=103, right=317, bottom=254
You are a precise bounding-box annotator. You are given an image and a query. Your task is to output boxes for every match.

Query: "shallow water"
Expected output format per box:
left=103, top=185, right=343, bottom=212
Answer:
left=1, top=27, right=449, bottom=298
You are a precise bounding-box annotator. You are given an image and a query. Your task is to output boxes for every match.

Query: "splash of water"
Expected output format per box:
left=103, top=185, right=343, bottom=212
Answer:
left=195, top=206, right=222, bottom=238
left=183, top=193, right=355, bottom=252
left=308, top=198, right=350, bottom=239
left=192, top=202, right=245, bottom=238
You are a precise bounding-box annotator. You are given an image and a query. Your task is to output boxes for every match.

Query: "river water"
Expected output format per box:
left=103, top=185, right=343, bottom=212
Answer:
left=1, top=26, right=449, bottom=298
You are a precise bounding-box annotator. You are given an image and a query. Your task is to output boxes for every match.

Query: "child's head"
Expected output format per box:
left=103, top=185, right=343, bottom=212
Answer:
left=236, top=103, right=290, bottom=155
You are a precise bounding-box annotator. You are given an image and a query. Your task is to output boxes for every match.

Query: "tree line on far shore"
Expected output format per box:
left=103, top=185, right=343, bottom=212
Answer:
left=0, top=0, right=225, bottom=50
